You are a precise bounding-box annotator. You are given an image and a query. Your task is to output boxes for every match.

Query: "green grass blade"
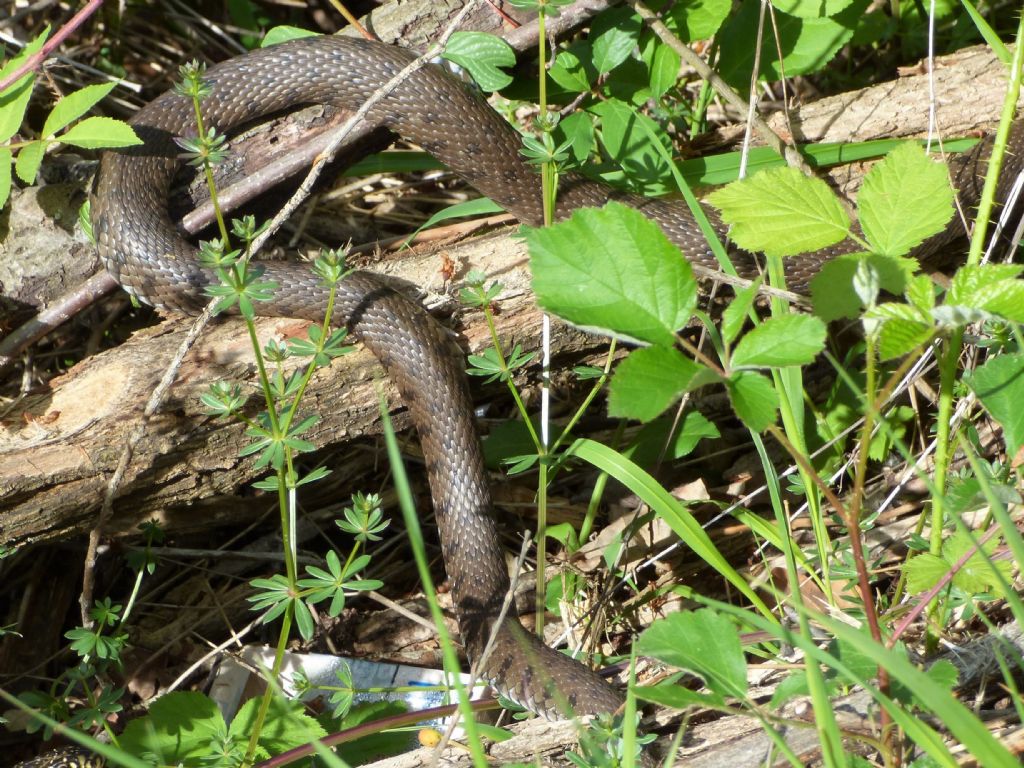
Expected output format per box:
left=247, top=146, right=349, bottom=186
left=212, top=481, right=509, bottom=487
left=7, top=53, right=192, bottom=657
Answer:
left=568, top=437, right=772, bottom=619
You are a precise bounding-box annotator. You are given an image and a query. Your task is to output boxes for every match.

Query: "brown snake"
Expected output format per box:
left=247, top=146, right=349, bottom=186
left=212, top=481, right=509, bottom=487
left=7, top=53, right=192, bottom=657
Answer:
left=91, top=35, right=1018, bottom=721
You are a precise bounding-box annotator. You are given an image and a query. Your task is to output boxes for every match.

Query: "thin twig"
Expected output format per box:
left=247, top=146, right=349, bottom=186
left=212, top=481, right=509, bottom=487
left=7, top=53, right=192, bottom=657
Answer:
left=0, top=0, right=105, bottom=93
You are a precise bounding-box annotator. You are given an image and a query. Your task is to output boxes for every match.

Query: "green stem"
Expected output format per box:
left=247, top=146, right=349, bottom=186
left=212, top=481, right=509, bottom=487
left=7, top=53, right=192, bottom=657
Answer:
left=243, top=605, right=294, bottom=766
left=534, top=2, right=552, bottom=638
left=930, top=331, right=961, bottom=557
left=191, top=99, right=231, bottom=247
left=966, top=12, right=1024, bottom=266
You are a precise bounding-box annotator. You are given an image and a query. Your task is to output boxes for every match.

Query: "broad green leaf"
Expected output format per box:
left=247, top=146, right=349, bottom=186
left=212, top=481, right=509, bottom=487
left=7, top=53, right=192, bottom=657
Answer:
left=0, top=72, right=35, bottom=146
left=670, top=410, right=720, bottom=456
left=261, top=25, right=319, bottom=47
left=608, top=345, right=702, bottom=421
left=636, top=682, right=725, bottom=709
left=405, top=197, right=503, bottom=243
left=526, top=202, right=697, bottom=346
left=0, top=28, right=47, bottom=143
left=549, top=48, right=592, bottom=93
left=443, top=32, right=515, bottom=92
left=14, top=140, right=45, bottom=184
left=629, top=411, right=721, bottom=466
left=0, top=147, right=12, bottom=210
left=718, top=0, right=866, bottom=87
left=41, top=82, right=117, bottom=137
left=811, top=256, right=865, bottom=321
left=731, top=314, right=826, bottom=369
left=773, top=0, right=855, bottom=17
left=721, top=278, right=760, bottom=347
left=769, top=671, right=810, bottom=708
left=727, top=370, right=778, bottom=431
left=903, top=552, right=950, bottom=594
left=906, top=273, right=936, bottom=312
left=858, top=143, right=955, bottom=257
left=58, top=116, right=142, bottom=149
left=663, top=0, right=731, bottom=41
left=556, top=110, right=596, bottom=164
left=965, top=353, right=1024, bottom=455
left=342, top=151, right=443, bottom=177
left=947, top=264, right=1023, bottom=306
left=229, top=695, right=326, bottom=756
left=821, top=616, right=1017, bottom=768
left=646, top=41, right=680, bottom=99
left=943, top=531, right=1011, bottom=595
left=865, top=302, right=934, bottom=360
left=590, top=7, right=642, bottom=74
left=589, top=98, right=674, bottom=194
left=637, top=610, right=748, bottom=699
left=904, top=530, right=1011, bottom=601
left=118, top=692, right=227, bottom=762
left=967, top=281, right=1024, bottom=324
left=707, top=166, right=849, bottom=258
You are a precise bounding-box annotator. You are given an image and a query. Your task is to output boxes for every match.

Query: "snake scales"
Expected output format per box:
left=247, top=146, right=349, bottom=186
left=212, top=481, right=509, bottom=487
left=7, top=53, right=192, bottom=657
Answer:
left=89, top=35, right=1017, bottom=723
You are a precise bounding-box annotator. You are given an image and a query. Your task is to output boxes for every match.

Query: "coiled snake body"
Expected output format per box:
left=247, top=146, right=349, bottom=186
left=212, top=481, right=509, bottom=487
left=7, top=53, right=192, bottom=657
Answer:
left=91, top=36, right=1014, bottom=721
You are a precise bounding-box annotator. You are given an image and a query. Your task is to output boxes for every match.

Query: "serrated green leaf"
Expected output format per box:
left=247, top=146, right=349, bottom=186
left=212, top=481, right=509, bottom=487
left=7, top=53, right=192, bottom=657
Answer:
left=865, top=302, right=934, bottom=360
left=906, top=273, right=936, bottom=312
left=858, top=143, right=955, bottom=257
left=721, top=278, right=760, bottom=347
left=118, top=692, right=227, bottom=763
left=0, top=74, right=34, bottom=145
left=946, top=270, right=1024, bottom=325
left=0, top=29, right=47, bottom=144
left=630, top=411, right=720, bottom=466
left=608, top=346, right=702, bottom=421
left=904, top=552, right=951, bottom=594
left=636, top=609, right=747, bottom=699
left=229, top=694, right=326, bottom=755
left=443, top=32, right=515, bottom=92
left=526, top=201, right=697, bottom=345
left=943, top=531, right=1011, bottom=595
left=41, top=82, right=117, bottom=138
left=727, top=370, right=778, bottom=431
left=947, top=264, right=1023, bottom=306
left=731, top=314, right=826, bottom=368
left=707, top=166, right=849, bottom=258
left=58, top=116, right=141, bottom=149
left=0, top=147, right=12, bottom=210
left=14, top=140, right=45, bottom=184
left=965, top=353, right=1024, bottom=455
